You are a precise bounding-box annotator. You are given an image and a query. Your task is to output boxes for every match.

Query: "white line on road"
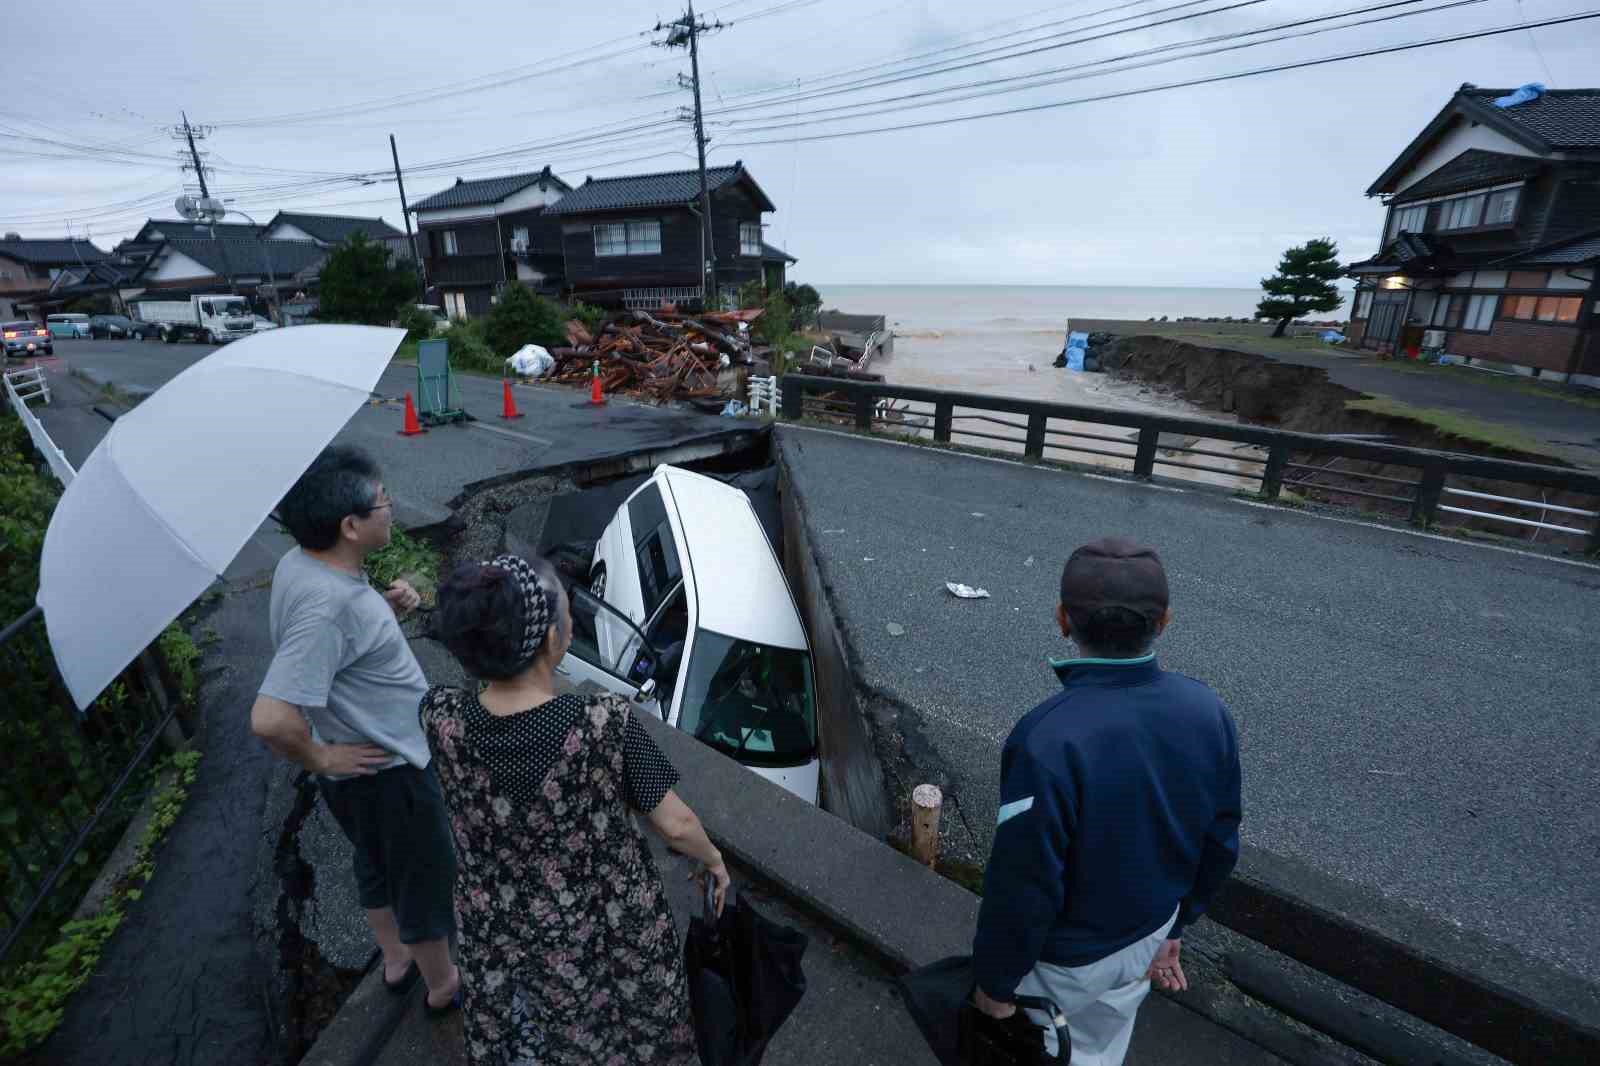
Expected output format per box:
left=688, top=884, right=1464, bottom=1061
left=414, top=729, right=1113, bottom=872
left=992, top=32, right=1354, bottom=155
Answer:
left=469, top=422, right=553, bottom=446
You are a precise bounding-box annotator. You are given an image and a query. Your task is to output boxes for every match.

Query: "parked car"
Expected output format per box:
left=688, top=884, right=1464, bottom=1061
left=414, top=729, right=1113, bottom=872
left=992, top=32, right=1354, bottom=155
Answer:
left=88, top=314, right=134, bottom=339
left=2, top=321, right=53, bottom=359
left=46, top=313, right=91, bottom=339
left=559, top=465, right=820, bottom=804
left=251, top=315, right=280, bottom=332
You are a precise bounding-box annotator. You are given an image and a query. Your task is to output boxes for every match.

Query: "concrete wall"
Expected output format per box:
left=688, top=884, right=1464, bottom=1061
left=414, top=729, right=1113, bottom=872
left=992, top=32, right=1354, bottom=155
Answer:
left=777, top=439, right=891, bottom=837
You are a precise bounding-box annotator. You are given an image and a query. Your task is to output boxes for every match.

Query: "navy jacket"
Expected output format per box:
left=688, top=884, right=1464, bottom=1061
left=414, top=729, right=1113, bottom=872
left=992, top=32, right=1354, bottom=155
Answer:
left=972, top=655, right=1241, bottom=1001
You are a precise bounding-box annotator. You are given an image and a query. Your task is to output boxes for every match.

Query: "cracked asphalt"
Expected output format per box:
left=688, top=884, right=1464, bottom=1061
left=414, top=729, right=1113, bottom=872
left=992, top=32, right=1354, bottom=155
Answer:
left=777, top=424, right=1600, bottom=985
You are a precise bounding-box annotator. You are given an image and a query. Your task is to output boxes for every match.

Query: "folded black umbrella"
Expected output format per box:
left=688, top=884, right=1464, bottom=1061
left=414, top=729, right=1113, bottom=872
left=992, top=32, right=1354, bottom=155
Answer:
left=684, top=880, right=809, bottom=1066
left=898, top=955, right=1069, bottom=1065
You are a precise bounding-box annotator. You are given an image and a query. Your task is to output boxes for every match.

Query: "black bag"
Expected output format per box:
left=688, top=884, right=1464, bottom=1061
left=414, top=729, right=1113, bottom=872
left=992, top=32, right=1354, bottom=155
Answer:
left=684, top=879, right=809, bottom=1066
left=898, top=955, right=1069, bottom=1066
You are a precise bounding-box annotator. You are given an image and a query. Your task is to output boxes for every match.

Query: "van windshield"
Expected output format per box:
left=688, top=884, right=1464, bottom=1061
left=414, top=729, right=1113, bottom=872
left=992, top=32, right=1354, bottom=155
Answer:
left=679, top=631, right=815, bottom=765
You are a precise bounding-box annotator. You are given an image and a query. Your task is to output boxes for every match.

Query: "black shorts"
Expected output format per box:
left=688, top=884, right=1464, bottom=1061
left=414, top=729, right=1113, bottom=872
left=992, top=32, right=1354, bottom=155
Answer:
left=319, top=763, right=457, bottom=943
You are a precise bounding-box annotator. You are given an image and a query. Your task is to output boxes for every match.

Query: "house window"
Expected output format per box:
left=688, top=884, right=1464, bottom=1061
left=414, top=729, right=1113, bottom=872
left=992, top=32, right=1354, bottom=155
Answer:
left=1438, top=193, right=1486, bottom=231
left=444, top=292, right=468, bottom=320
left=442, top=231, right=459, bottom=256
left=511, top=226, right=529, bottom=251
left=1387, top=204, right=1427, bottom=239
left=1354, top=290, right=1374, bottom=318
left=1485, top=187, right=1520, bottom=226
left=740, top=222, right=762, bottom=257
left=1461, top=294, right=1496, bottom=332
left=593, top=221, right=661, bottom=257
left=1504, top=294, right=1581, bottom=323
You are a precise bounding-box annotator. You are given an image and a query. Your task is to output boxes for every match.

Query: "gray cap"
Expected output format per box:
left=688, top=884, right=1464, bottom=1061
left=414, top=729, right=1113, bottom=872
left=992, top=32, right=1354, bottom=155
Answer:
left=1059, top=537, right=1169, bottom=621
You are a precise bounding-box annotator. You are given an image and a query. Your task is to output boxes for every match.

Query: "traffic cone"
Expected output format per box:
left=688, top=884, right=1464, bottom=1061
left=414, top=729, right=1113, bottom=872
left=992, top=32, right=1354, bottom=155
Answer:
left=398, top=392, right=427, bottom=436
left=500, top=379, right=523, bottom=420
left=589, top=360, right=606, bottom=407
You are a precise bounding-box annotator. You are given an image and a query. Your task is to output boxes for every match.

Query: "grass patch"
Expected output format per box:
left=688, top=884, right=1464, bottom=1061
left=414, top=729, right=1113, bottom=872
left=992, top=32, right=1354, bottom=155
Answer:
left=1137, top=328, right=1340, bottom=358
left=0, top=750, right=202, bottom=1056
left=1344, top=396, right=1553, bottom=456
left=390, top=339, right=420, bottom=366
left=366, top=527, right=440, bottom=591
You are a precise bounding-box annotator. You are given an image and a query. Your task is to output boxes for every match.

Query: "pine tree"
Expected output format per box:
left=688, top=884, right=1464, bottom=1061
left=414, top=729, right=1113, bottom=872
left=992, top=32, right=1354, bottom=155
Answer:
left=1256, top=238, right=1344, bottom=338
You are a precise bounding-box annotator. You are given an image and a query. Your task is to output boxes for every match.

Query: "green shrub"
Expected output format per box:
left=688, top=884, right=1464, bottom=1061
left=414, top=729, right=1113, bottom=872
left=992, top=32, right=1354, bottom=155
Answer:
left=753, top=293, right=794, bottom=347
left=367, top=528, right=440, bottom=591
left=396, top=305, right=438, bottom=343
left=443, top=320, right=499, bottom=375
left=484, top=284, right=564, bottom=357
left=562, top=300, right=608, bottom=337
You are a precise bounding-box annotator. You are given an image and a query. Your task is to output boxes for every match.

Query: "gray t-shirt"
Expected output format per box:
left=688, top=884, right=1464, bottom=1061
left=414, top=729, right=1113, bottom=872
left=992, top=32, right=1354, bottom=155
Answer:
left=259, top=547, right=429, bottom=778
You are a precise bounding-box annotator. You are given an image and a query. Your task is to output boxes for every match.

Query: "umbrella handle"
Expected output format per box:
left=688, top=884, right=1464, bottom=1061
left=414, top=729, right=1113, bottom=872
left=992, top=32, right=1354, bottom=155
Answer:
left=1012, top=994, right=1070, bottom=1063
left=702, top=872, right=718, bottom=922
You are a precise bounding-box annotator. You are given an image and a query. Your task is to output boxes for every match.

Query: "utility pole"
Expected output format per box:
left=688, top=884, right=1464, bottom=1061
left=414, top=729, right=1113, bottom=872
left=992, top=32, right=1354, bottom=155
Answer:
left=170, top=112, right=234, bottom=294
left=390, top=134, right=428, bottom=303
left=658, top=2, right=723, bottom=309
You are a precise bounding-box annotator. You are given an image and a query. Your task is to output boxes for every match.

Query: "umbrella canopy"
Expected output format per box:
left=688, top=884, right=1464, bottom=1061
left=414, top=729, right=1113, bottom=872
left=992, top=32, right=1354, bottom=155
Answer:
left=39, top=324, right=405, bottom=709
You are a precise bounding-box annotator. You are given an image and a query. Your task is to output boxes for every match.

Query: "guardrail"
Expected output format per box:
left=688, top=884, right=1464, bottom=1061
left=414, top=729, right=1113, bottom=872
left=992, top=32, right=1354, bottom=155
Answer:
left=4, top=365, right=75, bottom=485
left=779, top=374, right=1600, bottom=551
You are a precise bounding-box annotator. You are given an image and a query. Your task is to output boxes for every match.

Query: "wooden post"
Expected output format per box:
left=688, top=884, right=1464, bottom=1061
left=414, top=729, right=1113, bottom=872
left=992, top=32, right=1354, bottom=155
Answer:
left=911, top=784, right=943, bottom=867
left=1024, top=412, right=1046, bottom=461
left=1261, top=444, right=1288, bottom=500
left=933, top=400, right=953, bottom=443
left=1133, top=425, right=1160, bottom=478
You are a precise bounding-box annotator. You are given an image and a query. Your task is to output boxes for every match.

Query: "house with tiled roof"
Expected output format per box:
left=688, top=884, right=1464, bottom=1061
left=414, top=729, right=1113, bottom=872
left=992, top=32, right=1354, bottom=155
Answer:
left=411, top=167, right=573, bottom=319
left=0, top=236, right=110, bottom=318
left=123, top=235, right=328, bottom=306
left=546, top=162, right=789, bottom=310
left=260, top=212, right=411, bottom=262
left=1347, top=84, right=1600, bottom=384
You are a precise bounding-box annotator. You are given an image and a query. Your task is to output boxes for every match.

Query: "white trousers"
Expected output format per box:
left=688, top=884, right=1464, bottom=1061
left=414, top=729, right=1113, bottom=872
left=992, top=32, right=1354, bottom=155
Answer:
left=1017, top=908, right=1178, bottom=1065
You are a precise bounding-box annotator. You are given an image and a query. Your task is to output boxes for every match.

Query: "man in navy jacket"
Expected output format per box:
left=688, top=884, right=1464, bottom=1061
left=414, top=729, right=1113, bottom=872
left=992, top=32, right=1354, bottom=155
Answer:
left=971, top=538, right=1242, bottom=1063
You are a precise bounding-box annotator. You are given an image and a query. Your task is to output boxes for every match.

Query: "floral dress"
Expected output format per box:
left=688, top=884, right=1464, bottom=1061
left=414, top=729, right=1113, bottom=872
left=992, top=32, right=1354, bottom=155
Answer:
left=419, top=687, right=698, bottom=1066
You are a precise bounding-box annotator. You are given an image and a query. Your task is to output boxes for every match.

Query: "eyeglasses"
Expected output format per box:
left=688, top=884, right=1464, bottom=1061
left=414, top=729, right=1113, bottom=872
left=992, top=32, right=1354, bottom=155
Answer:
left=358, top=499, right=394, bottom=516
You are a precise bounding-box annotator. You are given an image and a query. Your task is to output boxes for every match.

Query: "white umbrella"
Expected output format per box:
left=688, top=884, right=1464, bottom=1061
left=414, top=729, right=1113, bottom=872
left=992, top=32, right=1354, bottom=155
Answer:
left=39, top=324, right=406, bottom=710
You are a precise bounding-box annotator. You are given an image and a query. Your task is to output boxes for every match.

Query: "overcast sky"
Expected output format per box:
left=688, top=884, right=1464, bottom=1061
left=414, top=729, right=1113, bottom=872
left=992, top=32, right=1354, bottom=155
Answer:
left=5, top=0, right=1596, bottom=287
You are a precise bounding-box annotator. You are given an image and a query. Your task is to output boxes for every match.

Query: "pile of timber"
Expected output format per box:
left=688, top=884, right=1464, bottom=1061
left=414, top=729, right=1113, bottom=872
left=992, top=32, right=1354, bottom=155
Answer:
left=545, top=310, right=755, bottom=404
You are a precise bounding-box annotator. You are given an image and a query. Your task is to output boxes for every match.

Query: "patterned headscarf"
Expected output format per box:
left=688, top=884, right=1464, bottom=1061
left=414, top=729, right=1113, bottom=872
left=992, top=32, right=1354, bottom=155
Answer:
left=488, top=554, right=554, bottom=663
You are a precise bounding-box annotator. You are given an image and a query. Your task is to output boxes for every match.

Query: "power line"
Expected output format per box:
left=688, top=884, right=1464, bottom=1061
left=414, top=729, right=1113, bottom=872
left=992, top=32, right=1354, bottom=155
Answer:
left=712, top=0, right=1482, bottom=135
left=717, top=8, right=1600, bottom=149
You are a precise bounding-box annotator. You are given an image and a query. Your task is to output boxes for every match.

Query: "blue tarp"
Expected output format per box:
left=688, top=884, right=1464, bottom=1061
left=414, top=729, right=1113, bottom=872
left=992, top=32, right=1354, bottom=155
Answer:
left=1065, top=331, right=1087, bottom=372
left=1493, top=83, right=1545, bottom=108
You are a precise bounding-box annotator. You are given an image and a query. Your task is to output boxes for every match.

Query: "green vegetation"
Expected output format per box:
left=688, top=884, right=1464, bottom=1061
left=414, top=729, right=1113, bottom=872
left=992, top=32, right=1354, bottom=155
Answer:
left=316, top=233, right=416, bottom=326
left=391, top=339, right=420, bottom=366
left=563, top=300, right=607, bottom=337
left=484, top=284, right=564, bottom=357
left=1344, top=396, right=1551, bottom=457
left=1256, top=238, right=1345, bottom=338
left=396, top=304, right=439, bottom=343
left=0, top=750, right=201, bottom=1056
left=366, top=527, right=440, bottom=591
left=442, top=319, right=499, bottom=376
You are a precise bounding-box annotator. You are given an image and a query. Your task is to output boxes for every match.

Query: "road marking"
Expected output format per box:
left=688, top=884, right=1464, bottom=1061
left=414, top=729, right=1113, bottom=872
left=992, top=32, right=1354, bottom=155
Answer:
left=786, top=424, right=1600, bottom=572
left=469, top=422, right=553, bottom=446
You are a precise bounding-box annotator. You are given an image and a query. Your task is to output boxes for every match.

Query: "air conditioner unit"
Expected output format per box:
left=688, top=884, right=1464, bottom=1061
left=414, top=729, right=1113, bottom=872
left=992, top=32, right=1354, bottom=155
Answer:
left=1422, top=329, right=1446, bottom=348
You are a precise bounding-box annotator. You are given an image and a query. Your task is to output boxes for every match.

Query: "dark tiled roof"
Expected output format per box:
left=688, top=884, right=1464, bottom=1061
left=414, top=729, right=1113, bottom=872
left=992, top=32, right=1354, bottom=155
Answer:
left=269, top=213, right=403, bottom=244
left=1346, top=232, right=1453, bottom=272
left=0, top=238, right=109, bottom=265
left=547, top=164, right=774, bottom=215
left=1391, top=150, right=1543, bottom=204
left=1460, top=88, right=1600, bottom=150
left=136, top=219, right=259, bottom=242
left=1496, top=227, right=1600, bottom=266
left=149, top=238, right=327, bottom=281
left=411, top=167, right=569, bottom=211
left=761, top=241, right=796, bottom=263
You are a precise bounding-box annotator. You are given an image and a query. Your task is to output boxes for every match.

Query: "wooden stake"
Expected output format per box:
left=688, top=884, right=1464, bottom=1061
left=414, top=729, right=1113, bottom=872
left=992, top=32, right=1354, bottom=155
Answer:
left=911, top=784, right=943, bottom=867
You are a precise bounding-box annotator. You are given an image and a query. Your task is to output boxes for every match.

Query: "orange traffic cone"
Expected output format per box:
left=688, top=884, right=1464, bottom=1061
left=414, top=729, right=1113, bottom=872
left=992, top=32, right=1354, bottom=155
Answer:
left=500, top=379, right=524, bottom=420
left=398, top=392, right=427, bottom=436
left=589, top=360, right=606, bottom=407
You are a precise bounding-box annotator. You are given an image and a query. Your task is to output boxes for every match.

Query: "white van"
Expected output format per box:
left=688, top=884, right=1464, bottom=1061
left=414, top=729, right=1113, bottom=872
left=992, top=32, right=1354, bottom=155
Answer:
left=558, top=465, right=820, bottom=804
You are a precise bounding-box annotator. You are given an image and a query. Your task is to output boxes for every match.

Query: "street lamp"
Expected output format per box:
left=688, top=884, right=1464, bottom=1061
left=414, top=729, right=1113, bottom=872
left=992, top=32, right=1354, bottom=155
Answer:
left=175, top=196, right=278, bottom=322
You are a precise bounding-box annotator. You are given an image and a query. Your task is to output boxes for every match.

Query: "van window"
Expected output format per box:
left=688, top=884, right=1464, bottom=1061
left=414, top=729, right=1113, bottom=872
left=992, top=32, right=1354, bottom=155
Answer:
left=627, top=484, right=682, bottom=618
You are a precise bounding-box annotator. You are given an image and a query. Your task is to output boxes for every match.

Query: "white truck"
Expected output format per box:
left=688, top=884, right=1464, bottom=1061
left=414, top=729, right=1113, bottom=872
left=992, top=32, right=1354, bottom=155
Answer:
left=132, top=295, right=256, bottom=345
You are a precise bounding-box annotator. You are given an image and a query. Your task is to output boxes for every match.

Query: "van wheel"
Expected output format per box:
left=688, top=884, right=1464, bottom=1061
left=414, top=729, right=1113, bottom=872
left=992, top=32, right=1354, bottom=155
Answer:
left=590, top=566, right=607, bottom=598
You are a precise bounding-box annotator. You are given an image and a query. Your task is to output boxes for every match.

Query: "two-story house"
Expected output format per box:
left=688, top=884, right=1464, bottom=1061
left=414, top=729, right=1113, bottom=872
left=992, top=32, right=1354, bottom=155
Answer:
left=545, top=162, right=791, bottom=310
left=1347, top=84, right=1600, bottom=385
left=0, top=236, right=110, bottom=319
left=260, top=212, right=410, bottom=260
left=410, top=167, right=573, bottom=320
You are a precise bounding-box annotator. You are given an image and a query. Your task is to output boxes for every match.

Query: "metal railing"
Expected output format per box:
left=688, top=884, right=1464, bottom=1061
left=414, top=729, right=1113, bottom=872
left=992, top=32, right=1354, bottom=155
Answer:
left=779, top=374, right=1600, bottom=551
left=1, top=381, right=186, bottom=967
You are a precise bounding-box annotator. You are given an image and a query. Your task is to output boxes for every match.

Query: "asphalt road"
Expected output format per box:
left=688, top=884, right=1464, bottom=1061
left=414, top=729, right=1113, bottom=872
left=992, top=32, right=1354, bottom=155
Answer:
left=777, top=424, right=1600, bottom=985
left=38, top=334, right=757, bottom=528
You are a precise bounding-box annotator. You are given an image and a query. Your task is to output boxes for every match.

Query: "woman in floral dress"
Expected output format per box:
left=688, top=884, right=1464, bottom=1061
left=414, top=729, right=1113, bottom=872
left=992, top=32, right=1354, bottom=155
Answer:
left=421, top=553, right=729, bottom=1066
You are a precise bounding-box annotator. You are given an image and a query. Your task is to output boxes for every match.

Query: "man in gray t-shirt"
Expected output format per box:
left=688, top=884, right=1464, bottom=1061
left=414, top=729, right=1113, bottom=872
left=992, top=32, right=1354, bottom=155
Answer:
left=251, top=445, right=460, bottom=1013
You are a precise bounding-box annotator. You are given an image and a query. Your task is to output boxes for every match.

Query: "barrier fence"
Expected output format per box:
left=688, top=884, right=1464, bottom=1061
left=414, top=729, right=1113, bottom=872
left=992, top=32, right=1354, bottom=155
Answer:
left=779, top=374, right=1600, bottom=551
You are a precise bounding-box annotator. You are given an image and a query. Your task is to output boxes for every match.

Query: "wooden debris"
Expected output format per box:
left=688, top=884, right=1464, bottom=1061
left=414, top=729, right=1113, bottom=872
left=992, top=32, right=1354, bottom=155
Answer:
left=541, top=308, right=755, bottom=405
